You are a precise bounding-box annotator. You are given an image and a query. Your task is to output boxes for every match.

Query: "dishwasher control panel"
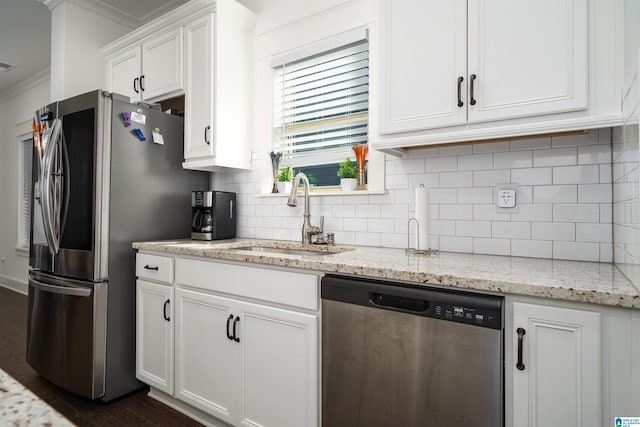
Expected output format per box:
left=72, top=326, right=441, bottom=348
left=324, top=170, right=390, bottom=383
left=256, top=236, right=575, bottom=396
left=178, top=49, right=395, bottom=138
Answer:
left=433, top=302, right=500, bottom=329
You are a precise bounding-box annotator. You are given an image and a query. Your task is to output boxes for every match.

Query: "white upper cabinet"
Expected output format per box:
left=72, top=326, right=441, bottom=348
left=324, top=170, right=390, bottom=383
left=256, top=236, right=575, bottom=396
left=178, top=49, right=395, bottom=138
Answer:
left=379, top=0, right=468, bottom=133
left=375, top=0, right=621, bottom=151
left=467, top=0, right=587, bottom=123
left=105, top=28, right=184, bottom=103
left=182, top=5, right=256, bottom=171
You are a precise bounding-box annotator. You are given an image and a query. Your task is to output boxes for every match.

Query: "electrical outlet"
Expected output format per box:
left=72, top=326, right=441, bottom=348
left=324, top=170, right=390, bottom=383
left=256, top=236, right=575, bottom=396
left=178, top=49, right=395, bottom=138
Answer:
left=497, top=189, right=516, bottom=208
left=494, top=184, right=519, bottom=213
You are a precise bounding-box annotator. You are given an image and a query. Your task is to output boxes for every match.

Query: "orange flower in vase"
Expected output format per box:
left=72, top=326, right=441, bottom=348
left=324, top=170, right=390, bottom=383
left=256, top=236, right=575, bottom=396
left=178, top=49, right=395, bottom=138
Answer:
left=352, top=144, right=368, bottom=190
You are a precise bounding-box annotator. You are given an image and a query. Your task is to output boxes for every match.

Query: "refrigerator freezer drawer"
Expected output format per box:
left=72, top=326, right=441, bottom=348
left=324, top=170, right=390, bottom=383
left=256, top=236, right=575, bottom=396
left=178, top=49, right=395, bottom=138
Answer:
left=26, top=273, right=107, bottom=400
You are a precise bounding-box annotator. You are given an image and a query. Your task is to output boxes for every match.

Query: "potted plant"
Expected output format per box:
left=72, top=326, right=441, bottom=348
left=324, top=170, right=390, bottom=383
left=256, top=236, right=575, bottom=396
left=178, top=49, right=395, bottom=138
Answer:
left=337, top=158, right=357, bottom=191
left=277, top=166, right=294, bottom=193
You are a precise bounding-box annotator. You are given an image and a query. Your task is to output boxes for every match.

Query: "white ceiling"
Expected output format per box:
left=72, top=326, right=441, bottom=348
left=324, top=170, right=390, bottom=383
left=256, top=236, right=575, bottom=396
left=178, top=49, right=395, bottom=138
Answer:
left=0, top=0, right=265, bottom=97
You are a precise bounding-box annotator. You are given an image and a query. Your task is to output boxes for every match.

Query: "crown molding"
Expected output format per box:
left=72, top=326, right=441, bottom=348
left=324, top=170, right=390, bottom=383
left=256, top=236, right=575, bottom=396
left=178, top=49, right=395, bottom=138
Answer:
left=38, top=0, right=140, bottom=29
left=0, top=68, right=51, bottom=104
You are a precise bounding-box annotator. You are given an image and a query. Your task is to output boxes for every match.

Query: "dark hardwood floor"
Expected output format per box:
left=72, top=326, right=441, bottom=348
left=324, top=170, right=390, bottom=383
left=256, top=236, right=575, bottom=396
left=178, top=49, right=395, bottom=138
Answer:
left=0, top=285, right=203, bottom=426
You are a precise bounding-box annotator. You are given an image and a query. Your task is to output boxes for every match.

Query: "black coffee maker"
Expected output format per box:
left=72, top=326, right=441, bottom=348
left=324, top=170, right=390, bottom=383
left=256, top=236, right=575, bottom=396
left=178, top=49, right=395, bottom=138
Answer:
left=191, top=191, right=236, bottom=240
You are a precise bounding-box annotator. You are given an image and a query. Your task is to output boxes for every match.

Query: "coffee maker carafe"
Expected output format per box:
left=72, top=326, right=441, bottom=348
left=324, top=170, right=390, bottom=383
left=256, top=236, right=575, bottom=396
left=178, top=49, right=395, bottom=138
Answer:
left=191, top=191, right=236, bottom=240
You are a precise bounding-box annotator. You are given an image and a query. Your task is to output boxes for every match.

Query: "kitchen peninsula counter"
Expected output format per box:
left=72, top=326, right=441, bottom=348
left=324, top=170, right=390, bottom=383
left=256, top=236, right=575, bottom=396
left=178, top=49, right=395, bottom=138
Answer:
left=133, top=239, right=640, bottom=309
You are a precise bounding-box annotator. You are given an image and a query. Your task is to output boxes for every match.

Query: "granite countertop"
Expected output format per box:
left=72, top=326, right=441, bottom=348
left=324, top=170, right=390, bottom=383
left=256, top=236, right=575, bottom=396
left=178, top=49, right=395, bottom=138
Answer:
left=132, top=239, right=640, bottom=309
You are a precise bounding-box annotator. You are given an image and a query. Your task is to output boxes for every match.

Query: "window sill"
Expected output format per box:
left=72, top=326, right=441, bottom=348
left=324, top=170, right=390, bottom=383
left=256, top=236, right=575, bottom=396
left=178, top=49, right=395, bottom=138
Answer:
left=257, top=187, right=387, bottom=197
left=15, top=246, right=29, bottom=257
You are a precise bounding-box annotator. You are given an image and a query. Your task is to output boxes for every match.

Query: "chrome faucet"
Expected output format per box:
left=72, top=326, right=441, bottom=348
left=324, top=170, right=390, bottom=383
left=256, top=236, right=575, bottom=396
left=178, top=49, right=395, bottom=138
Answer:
left=287, top=172, right=324, bottom=244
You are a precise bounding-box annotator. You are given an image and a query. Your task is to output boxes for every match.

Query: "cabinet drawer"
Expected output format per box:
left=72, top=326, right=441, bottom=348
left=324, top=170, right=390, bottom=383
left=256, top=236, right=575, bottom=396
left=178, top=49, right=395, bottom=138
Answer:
left=175, top=258, right=319, bottom=311
left=136, top=253, right=174, bottom=284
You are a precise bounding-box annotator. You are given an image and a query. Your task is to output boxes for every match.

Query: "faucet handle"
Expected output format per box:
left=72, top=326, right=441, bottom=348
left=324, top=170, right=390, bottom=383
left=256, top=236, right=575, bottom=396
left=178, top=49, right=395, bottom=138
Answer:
left=319, top=216, right=324, bottom=233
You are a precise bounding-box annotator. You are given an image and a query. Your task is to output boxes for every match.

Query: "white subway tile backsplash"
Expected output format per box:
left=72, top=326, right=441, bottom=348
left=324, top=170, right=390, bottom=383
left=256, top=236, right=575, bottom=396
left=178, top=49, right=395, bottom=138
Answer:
left=367, top=218, right=395, bottom=233
left=494, top=150, right=532, bottom=169
left=221, top=130, right=613, bottom=262
left=578, top=144, right=612, bottom=164
left=578, top=184, right=612, bottom=203
left=344, top=217, right=368, bottom=232
left=492, top=221, right=531, bottom=239
left=458, top=154, right=493, bottom=171
left=511, top=239, right=552, bottom=258
left=553, top=165, right=600, bottom=184
left=553, top=204, right=599, bottom=223
left=511, top=168, right=552, bottom=185
left=439, top=171, right=473, bottom=188
left=533, top=185, right=577, bottom=203
left=428, top=188, right=457, bottom=204
left=458, top=187, right=493, bottom=204
left=473, top=238, right=511, bottom=255
left=576, top=223, right=612, bottom=243
left=426, top=156, right=458, bottom=172
left=439, top=144, right=472, bottom=156
left=511, top=204, right=553, bottom=222
left=510, top=136, right=551, bottom=151
left=473, top=169, right=510, bottom=187
left=532, top=222, right=575, bottom=241
left=473, top=141, right=510, bottom=153
left=553, top=241, right=600, bottom=262
left=440, top=236, right=473, bottom=253
left=396, top=158, right=425, bottom=174
left=552, top=131, right=598, bottom=147
left=533, top=147, right=577, bottom=167
left=456, top=220, right=491, bottom=237
left=441, top=204, right=473, bottom=220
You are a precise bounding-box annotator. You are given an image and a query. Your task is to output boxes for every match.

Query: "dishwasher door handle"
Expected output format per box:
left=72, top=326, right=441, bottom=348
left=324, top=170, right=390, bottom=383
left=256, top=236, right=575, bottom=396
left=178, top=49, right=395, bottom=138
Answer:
left=370, top=292, right=429, bottom=313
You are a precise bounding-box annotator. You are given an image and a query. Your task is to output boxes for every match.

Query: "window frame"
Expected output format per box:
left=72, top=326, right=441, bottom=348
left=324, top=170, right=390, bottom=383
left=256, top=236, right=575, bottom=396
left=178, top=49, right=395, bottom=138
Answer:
left=268, top=26, right=385, bottom=193
left=15, top=120, right=32, bottom=256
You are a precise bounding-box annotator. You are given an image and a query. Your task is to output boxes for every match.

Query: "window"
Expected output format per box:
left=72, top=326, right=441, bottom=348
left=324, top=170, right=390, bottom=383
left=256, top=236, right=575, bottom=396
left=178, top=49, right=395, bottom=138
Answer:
left=17, top=135, right=32, bottom=251
left=272, top=30, right=369, bottom=187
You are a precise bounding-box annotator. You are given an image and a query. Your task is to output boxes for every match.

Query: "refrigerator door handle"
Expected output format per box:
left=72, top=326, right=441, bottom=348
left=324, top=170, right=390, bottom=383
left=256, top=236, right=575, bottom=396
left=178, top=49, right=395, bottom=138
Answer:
left=29, top=277, right=92, bottom=297
left=40, top=118, right=62, bottom=254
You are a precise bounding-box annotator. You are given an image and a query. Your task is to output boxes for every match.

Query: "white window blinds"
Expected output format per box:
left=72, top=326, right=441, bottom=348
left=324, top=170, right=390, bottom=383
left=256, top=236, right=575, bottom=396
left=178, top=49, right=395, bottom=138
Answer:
left=21, top=138, right=32, bottom=248
left=273, top=38, right=369, bottom=168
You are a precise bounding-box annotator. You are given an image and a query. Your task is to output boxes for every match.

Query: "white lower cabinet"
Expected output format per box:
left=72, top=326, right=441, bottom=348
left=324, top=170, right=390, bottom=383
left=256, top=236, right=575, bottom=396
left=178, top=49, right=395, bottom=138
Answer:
left=136, top=280, right=174, bottom=395
left=136, top=254, right=319, bottom=427
left=511, top=302, right=601, bottom=427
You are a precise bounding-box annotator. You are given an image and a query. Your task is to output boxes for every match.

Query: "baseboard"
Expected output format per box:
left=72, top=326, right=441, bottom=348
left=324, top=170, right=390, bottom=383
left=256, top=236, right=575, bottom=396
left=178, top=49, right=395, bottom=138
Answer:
left=147, top=388, right=231, bottom=427
left=0, top=275, right=27, bottom=295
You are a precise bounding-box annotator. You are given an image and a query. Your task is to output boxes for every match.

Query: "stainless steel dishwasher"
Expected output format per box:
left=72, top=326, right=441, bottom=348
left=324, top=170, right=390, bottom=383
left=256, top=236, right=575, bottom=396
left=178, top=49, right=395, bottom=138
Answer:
left=322, top=275, right=503, bottom=427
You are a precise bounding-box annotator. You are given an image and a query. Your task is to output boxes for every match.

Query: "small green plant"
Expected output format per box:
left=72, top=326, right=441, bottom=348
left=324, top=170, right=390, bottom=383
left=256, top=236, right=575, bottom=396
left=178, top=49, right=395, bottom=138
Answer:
left=277, top=166, right=293, bottom=182
left=337, top=158, right=356, bottom=179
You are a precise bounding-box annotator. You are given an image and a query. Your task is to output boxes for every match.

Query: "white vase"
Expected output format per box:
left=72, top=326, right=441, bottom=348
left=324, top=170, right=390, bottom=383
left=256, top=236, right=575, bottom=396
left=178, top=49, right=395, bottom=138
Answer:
left=277, top=181, right=292, bottom=194
left=340, top=178, right=357, bottom=192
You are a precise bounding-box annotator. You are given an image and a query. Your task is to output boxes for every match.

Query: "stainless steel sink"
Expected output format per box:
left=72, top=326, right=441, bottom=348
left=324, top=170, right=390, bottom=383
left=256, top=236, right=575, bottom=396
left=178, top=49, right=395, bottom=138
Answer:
left=225, top=246, right=341, bottom=257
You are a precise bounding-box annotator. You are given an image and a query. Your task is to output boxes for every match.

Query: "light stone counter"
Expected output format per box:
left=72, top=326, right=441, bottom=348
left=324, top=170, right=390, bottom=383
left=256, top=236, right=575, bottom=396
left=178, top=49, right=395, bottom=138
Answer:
left=133, top=239, right=640, bottom=309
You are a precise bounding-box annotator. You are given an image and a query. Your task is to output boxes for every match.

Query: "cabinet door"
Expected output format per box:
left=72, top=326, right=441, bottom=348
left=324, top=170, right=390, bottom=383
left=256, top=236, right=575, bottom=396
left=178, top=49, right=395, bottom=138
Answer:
left=107, top=46, right=141, bottom=102
left=512, top=302, right=600, bottom=427
left=468, top=0, right=587, bottom=123
left=174, top=288, right=235, bottom=424
left=236, top=300, right=318, bottom=427
left=141, top=28, right=184, bottom=101
left=136, top=280, right=173, bottom=394
left=184, top=14, right=215, bottom=161
left=378, top=0, right=467, bottom=134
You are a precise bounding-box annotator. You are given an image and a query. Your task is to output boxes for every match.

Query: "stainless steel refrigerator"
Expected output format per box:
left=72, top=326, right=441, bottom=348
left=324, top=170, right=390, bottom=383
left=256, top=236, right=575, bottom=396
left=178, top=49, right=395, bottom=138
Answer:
left=27, top=90, right=208, bottom=401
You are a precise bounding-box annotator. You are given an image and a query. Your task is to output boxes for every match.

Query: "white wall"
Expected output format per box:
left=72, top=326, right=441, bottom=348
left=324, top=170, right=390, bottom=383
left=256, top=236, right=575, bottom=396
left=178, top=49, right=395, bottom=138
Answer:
left=0, top=75, right=51, bottom=293
left=49, top=1, right=132, bottom=100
